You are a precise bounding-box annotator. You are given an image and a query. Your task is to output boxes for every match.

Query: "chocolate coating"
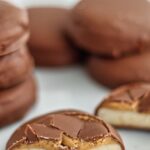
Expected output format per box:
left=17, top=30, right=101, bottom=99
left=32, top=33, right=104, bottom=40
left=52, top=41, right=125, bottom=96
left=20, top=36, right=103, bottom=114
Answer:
left=0, top=1, right=29, bottom=56
left=7, top=110, right=124, bottom=150
left=0, top=46, right=33, bottom=89
left=95, top=83, right=150, bottom=114
left=68, top=0, right=150, bottom=57
left=0, top=76, right=37, bottom=127
left=87, top=52, right=150, bottom=88
left=28, top=8, right=79, bottom=67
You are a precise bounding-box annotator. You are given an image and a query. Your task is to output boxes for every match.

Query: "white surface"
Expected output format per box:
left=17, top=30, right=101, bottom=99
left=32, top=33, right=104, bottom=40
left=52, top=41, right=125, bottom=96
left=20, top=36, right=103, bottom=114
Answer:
left=1, top=0, right=150, bottom=149
left=1, top=67, right=150, bottom=150
left=8, top=0, right=80, bottom=8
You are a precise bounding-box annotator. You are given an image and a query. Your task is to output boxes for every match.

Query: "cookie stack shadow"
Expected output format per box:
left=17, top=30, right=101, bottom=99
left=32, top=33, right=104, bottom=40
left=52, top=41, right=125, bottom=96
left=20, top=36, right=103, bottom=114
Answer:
left=0, top=1, right=36, bottom=127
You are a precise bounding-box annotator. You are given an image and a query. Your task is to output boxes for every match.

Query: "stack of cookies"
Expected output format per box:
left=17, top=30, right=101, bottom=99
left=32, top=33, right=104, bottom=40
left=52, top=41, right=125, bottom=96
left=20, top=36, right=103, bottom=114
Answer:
left=67, top=0, right=150, bottom=88
left=0, top=1, right=36, bottom=127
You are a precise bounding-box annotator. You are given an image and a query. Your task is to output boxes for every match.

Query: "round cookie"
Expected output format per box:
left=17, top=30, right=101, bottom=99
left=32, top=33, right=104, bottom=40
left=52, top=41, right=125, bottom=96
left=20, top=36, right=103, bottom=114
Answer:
left=0, top=47, right=33, bottom=89
left=6, top=110, right=124, bottom=150
left=0, top=76, right=37, bottom=127
left=87, top=52, right=150, bottom=88
left=28, top=8, right=79, bottom=67
left=0, top=1, right=29, bottom=56
left=68, top=0, right=150, bottom=57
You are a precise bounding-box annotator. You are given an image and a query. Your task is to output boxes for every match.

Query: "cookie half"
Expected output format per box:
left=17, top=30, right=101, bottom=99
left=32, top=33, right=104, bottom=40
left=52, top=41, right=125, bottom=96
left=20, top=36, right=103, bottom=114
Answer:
left=28, top=8, right=79, bottom=67
left=0, top=76, right=37, bottom=127
left=95, top=83, right=150, bottom=130
left=0, top=1, right=29, bottom=56
left=7, top=110, right=124, bottom=150
left=68, top=0, right=150, bottom=57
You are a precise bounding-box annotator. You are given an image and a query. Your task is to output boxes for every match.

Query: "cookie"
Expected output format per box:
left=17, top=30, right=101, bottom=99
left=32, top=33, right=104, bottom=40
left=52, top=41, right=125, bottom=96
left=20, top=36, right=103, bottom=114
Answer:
left=6, top=110, right=124, bottom=150
left=68, top=0, right=150, bottom=57
left=95, top=83, right=150, bottom=130
left=32, top=50, right=79, bottom=67
left=0, top=46, right=33, bottom=89
left=28, top=8, right=79, bottom=67
left=0, top=76, right=36, bottom=127
left=0, top=1, right=29, bottom=56
left=87, top=52, right=150, bottom=88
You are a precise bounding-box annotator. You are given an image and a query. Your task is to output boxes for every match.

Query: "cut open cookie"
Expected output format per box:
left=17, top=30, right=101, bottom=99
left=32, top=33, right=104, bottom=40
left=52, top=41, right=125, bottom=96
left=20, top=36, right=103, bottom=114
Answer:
left=95, top=83, right=150, bottom=130
left=7, top=110, right=124, bottom=150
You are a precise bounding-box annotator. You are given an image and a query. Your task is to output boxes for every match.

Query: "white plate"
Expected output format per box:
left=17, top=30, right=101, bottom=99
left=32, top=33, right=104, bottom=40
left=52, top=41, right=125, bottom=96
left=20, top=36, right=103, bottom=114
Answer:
left=1, top=0, right=150, bottom=149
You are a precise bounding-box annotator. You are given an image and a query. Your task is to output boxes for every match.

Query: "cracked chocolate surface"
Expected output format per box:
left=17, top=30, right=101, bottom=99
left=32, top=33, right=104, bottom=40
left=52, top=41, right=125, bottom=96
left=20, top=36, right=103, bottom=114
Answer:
left=7, top=110, right=124, bottom=150
left=96, top=83, right=150, bottom=113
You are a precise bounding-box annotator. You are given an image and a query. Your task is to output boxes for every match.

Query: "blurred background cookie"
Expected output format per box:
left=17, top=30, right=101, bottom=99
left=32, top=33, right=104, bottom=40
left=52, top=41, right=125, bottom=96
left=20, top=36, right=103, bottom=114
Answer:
left=7, top=110, right=124, bottom=150
left=28, top=7, right=80, bottom=67
left=0, top=1, right=29, bottom=56
left=0, top=46, right=33, bottom=89
left=66, top=0, right=150, bottom=88
left=0, top=76, right=36, bottom=128
left=95, top=83, right=150, bottom=130
left=67, top=0, right=150, bottom=58
left=0, top=1, right=37, bottom=127
left=87, top=52, right=150, bottom=88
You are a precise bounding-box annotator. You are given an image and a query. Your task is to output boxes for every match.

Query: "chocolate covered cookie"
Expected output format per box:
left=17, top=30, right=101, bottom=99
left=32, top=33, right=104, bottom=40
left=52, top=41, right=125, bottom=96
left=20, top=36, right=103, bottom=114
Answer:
left=68, top=0, right=150, bottom=57
left=0, top=46, right=33, bottom=89
left=28, top=8, right=79, bottom=67
left=7, top=110, right=124, bottom=150
left=0, top=1, right=29, bottom=56
left=87, top=52, right=150, bottom=88
left=95, top=83, right=150, bottom=130
left=0, top=76, right=36, bottom=127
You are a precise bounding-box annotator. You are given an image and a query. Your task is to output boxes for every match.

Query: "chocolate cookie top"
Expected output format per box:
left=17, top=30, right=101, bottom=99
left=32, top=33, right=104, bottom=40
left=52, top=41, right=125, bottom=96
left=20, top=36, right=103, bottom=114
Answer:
left=7, top=110, right=124, bottom=150
left=0, top=1, right=29, bottom=55
left=70, top=0, right=150, bottom=57
left=96, top=83, right=150, bottom=113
